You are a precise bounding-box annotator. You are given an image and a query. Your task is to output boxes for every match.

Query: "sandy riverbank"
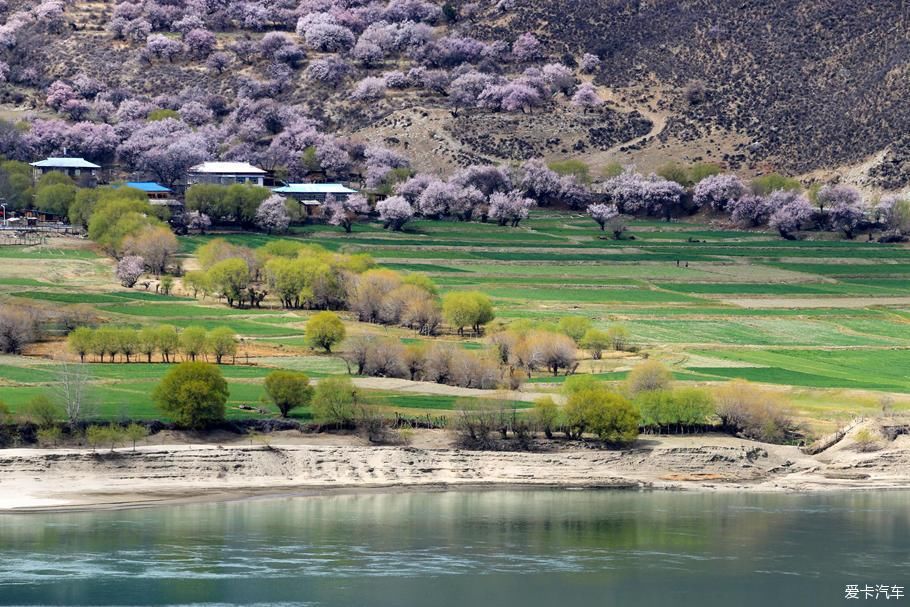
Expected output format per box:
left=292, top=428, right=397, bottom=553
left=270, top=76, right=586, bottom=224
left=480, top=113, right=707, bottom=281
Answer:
left=2, top=427, right=909, bottom=512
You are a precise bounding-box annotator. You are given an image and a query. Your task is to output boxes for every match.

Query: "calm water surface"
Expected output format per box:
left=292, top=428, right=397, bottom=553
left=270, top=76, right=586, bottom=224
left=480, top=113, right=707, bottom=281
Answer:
left=1, top=490, right=908, bottom=606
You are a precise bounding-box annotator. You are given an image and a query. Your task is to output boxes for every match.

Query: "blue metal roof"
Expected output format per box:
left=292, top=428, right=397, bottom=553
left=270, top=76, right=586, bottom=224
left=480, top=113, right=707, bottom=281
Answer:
left=125, top=181, right=172, bottom=193
left=273, top=183, right=357, bottom=195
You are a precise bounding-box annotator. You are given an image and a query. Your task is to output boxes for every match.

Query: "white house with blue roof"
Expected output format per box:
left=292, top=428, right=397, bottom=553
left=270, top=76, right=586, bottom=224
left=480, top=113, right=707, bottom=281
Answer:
left=272, top=183, right=358, bottom=215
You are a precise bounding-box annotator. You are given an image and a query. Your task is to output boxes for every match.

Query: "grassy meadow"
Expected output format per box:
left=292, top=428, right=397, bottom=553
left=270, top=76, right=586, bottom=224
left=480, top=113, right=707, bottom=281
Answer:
left=2, top=211, right=909, bottom=433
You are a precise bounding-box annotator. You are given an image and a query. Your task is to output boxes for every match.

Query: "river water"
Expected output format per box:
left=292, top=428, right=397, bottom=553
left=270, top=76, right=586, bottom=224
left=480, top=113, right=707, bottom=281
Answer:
left=1, top=490, right=908, bottom=606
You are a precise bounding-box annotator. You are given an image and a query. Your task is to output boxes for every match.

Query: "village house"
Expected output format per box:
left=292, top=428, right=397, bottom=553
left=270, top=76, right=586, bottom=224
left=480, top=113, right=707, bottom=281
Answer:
left=122, top=182, right=184, bottom=216
left=29, top=157, right=100, bottom=185
left=187, top=161, right=267, bottom=187
left=272, top=183, right=358, bottom=216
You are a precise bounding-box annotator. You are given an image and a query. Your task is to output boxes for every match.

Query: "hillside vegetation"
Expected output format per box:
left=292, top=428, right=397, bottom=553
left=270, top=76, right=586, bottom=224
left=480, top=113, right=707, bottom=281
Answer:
left=0, top=0, right=908, bottom=187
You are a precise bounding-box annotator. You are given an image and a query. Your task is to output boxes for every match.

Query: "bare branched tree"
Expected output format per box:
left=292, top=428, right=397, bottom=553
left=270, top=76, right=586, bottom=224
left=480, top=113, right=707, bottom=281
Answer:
left=53, top=361, right=94, bottom=426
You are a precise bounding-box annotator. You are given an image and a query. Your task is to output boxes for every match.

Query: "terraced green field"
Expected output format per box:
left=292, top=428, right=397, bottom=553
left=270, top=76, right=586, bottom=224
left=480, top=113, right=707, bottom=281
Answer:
left=1, top=213, right=909, bottom=426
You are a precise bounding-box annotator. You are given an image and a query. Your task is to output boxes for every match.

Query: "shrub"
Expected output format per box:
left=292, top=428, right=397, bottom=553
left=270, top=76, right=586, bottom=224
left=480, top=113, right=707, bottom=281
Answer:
left=26, top=395, right=60, bottom=428
left=714, top=379, right=794, bottom=443
left=533, top=396, right=559, bottom=438
left=37, top=426, right=62, bottom=447
left=312, top=375, right=358, bottom=427
left=263, top=370, right=313, bottom=418
left=627, top=360, right=672, bottom=395
left=564, top=385, right=638, bottom=444
left=152, top=362, right=228, bottom=429
left=852, top=428, right=881, bottom=453
left=558, top=316, right=592, bottom=343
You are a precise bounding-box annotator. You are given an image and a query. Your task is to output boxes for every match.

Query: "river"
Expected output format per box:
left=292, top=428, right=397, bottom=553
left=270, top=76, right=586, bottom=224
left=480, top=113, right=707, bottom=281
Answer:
left=1, top=490, right=908, bottom=606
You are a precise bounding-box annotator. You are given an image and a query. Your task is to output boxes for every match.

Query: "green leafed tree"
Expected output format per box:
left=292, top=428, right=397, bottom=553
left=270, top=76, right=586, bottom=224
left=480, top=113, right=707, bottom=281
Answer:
left=263, top=370, right=314, bottom=418
left=305, top=311, right=346, bottom=353
left=152, top=361, right=228, bottom=428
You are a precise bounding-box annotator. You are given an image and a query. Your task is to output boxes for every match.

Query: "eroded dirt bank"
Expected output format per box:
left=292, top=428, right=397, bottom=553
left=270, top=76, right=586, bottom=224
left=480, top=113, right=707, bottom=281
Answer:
left=2, top=428, right=909, bottom=511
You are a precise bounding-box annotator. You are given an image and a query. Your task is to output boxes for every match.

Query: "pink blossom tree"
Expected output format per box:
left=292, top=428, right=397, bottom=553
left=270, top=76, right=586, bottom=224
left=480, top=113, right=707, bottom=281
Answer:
left=520, top=159, right=562, bottom=206
left=395, top=174, right=434, bottom=203
left=489, top=190, right=535, bottom=227
left=580, top=53, right=601, bottom=73
left=829, top=198, right=866, bottom=239
left=587, top=202, right=619, bottom=232
left=351, top=76, right=387, bottom=101
left=417, top=180, right=457, bottom=217
left=450, top=186, right=485, bottom=221
left=305, top=57, right=349, bottom=88
left=255, top=195, right=291, bottom=234
left=571, top=83, right=602, bottom=112
left=327, top=193, right=371, bottom=233
left=376, top=195, right=414, bottom=231
left=184, top=28, right=216, bottom=58
left=693, top=173, right=747, bottom=212
left=730, top=194, right=773, bottom=227
left=186, top=211, right=212, bottom=235
left=815, top=184, right=861, bottom=214
left=146, top=34, right=185, bottom=62
left=297, top=13, right=356, bottom=52
left=46, top=80, right=76, bottom=111
left=116, top=255, right=145, bottom=288
left=511, top=32, right=542, bottom=63
left=768, top=192, right=814, bottom=239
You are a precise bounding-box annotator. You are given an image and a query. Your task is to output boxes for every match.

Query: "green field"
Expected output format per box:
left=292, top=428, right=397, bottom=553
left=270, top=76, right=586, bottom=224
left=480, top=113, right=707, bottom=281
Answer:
left=2, top=213, right=909, bottom=426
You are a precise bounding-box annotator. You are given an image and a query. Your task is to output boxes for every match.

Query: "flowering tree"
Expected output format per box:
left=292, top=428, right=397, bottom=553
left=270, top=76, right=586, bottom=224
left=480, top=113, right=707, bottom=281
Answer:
left=207, top=51, right=232, bottom=74
left=489, top=190, right=535, bottom=227
left=328, top=193, right=371, bottom=233
left=377, top=196, right=414, bottom=231
left=620, top=176, right=686, bottom=221
left=184, top=29, right=216, bottom=58
left=768, top=193, right=814, bottom=239
left=520, top=159, right=562, bottom=206
left=512, top=32, right=542, bottom=62
left=297, top=14, right=356, bottom=52
left=351, top=76, right=387, bottom=101
left=417, top=180, right=457, bottom=217
left=571, top=83, right=602, bottom=112
left=395, top=174, right=434, bottom=203
left=116, top=255, right=145, bottom=288
left=364, top=146, right=410, bottom=189
left=255, top=195, right=291, bottom=234
left=587, top=203, right=619, bottom=232
left=814, top=184, right=861, bottom=214
left=315, top=137, right=351, bottom=178
left=580, top=53, right=601, bottom=73
left=693, top=173, right=747, bottom=212
left=305, top=57, right=349, bottom=87
left=448, top=71, right=501, bottom=110
left=451, top=164, right=512, bottom=195
left=479, top=82, right=543, bottom=113
left=829, top=199, right=866, bottom=239
left=730, top=194, right=773, bottom=227
left=186, top=211, right=212, bottom=234
left=558, top=176, right=592, bottom=209
left=542, top=63, right=575, bottom=96
left=46, top=80, right=76, bottom=111
left=602, top=169, right=645, bottom=213
left=450, top=186, right=485, bottom=221
left=146, top=34, right=185, bottom=62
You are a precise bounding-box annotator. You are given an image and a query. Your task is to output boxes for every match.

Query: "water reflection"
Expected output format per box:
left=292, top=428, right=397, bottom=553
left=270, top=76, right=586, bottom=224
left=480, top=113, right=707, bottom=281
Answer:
left=1, top=490, right=909, bottom=606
